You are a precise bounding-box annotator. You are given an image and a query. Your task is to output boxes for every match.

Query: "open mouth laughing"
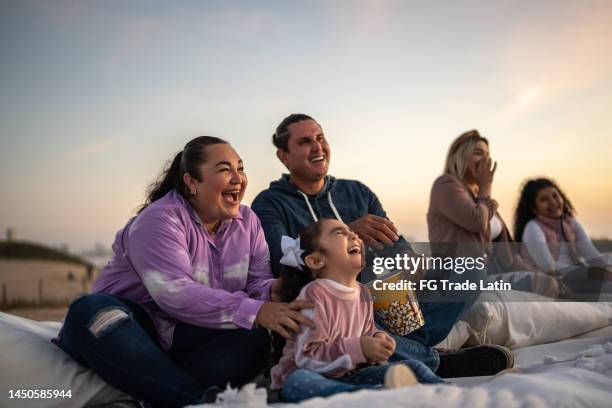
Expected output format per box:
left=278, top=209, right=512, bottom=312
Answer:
left=309, top=155, right=326, bottom=163
left=221, top=189, right=241, bottom=204
left=348, top=244, right=362, bottom=255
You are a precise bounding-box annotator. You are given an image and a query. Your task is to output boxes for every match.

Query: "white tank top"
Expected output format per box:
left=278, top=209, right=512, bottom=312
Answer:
left=490, top=214, right=503, bottom=240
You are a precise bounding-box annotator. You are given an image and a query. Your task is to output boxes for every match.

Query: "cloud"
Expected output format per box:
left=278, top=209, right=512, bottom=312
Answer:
left=65, top=139, right=119, bottom=160
left=32, top=0, right=83, bottom=32
left=200, top=8, right=288, bottom=39
left=105, top=17, right=162, bottom=67
left=497, top=2, right=612, bottom=122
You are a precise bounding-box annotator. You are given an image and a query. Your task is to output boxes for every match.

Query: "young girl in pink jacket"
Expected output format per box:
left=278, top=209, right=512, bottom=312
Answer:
left=271, top=218, right=444, bottom=402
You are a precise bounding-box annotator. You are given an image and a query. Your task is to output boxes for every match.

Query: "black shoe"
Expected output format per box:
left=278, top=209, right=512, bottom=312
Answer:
left=436, top=345, right=514, bottom=378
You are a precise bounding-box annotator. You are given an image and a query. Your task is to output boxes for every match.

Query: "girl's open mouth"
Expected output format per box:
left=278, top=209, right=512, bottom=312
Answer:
left=348, top=245, right=361, bottom=255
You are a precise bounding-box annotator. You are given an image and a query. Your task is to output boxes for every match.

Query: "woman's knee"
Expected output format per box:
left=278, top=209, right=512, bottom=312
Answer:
left=64, top=293, right=131, bottom=337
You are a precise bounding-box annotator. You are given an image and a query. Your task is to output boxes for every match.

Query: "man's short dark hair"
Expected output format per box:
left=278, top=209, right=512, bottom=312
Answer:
left=272, top=113, right=316, bottom=151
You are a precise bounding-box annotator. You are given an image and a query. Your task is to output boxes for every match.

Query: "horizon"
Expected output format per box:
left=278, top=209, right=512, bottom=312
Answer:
left=1, top=0, right=611, bottom=252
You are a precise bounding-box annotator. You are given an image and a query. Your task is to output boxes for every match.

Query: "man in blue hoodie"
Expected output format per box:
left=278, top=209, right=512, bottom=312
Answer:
left=252, top=113, right=513, bottom=378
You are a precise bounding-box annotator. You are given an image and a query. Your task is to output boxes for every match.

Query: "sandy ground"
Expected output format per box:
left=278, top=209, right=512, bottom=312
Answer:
left=0, top=259, right=97, bottom=305
left=5, top=307, right=68, bottom=321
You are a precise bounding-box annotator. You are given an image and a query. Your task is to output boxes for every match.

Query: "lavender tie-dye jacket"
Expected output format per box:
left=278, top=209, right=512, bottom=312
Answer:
left=92, top=190, right=275, bottom=350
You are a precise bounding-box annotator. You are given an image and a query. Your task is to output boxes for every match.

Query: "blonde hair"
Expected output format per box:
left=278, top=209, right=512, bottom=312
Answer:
left=444, top=129, right=489, bottom=181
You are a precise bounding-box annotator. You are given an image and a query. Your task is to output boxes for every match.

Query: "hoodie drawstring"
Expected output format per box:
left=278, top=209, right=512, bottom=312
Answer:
left=297, top=190, right=344, bottom=223
left=298, top=191, right=318, bottom=222
left=327, top=193, right=343, bottom=222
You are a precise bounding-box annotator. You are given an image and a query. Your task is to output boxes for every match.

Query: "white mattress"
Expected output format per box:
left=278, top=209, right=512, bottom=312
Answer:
left=198, top=325, right=612, bottom=408
left=3, top=312, right=611, bottom=408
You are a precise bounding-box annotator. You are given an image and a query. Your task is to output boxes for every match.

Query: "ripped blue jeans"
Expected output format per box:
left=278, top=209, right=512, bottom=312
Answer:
left=53, top=293, right=270, bottom=408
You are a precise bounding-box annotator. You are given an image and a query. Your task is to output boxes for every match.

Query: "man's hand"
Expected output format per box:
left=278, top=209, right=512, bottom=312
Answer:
left=255, top=300, right=314, bottom=340
left=348, top=215, right=399, bottom=250
left=360, top=335, right=394, bottom=364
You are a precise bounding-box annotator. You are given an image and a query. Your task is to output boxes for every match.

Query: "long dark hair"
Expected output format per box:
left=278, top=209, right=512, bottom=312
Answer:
left=139, top=136, right=229, bottom=213
left=514, top=177, right=575, bottom=242
left=279, top=219, right=328, bottom=302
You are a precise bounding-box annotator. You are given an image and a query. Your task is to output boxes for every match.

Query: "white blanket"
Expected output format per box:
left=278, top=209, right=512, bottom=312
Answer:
left=0, top=312, right=129, bottom=408
left=196, top=330, right=612, bottom=407
left=2, top=311, right=611, bottom=408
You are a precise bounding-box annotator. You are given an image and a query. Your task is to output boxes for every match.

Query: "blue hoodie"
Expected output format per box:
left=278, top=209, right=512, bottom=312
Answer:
left=251, top=174, right=412, bottom=278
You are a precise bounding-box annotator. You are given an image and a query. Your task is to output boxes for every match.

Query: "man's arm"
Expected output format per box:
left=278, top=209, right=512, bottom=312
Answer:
left=349, top=183, right=413, bottom=252
left=348, top=183, right=416, bottom=283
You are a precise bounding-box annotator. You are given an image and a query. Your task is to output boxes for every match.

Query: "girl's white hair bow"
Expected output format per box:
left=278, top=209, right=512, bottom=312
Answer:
left=279, top=235, right=305, bottom=271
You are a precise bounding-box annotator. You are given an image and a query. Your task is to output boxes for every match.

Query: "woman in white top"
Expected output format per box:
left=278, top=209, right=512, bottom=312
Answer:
left=514, top=178, right=611, bottom=298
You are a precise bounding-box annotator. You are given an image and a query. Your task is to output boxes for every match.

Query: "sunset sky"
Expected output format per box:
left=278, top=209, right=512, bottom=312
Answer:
left=1, top=0, right=611, bottom=251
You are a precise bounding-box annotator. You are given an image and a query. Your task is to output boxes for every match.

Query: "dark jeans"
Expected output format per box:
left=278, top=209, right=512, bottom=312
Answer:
left=54, top=293, right=271, bottom=408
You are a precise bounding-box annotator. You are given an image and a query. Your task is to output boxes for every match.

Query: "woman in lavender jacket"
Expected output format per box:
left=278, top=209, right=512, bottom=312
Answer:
left=54, top=136, right=313, bottom=407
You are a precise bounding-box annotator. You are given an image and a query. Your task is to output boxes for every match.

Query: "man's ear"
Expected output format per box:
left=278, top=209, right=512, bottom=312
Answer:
left=276, top=149, right=290, bottom=169
left=305, top=252, right=326, bottom=272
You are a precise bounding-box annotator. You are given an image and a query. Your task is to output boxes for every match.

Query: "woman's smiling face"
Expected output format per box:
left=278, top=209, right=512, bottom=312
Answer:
left=186, top=143, right=247, bottom=224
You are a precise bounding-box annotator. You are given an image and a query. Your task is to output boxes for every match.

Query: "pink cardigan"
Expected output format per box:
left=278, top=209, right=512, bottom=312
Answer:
left=270, top=279, right=382, bottom=390
left=427, top=174, right=514, bottom=267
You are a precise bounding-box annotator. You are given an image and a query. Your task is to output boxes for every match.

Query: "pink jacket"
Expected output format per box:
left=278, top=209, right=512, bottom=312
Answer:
left=427, top=174, right=514, bottom=267
left=270, top=279, right=382, bottom=389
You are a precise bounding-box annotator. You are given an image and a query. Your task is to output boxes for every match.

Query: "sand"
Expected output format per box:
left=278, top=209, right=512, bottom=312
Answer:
left=6, top=307, right=68, bottom=321
left=0, top=259, right=98, bottom=306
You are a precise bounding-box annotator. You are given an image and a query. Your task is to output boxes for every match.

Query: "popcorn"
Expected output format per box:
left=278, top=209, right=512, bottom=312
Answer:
left=369, top=273, right=425, bottom=336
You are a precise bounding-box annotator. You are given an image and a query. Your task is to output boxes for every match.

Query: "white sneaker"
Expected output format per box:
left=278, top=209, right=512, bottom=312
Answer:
left=384, top=364, right=419, bottom=389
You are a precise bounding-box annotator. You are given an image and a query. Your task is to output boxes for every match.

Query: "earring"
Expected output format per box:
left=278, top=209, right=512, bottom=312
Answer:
left=191, top=189, right=196, bottom=196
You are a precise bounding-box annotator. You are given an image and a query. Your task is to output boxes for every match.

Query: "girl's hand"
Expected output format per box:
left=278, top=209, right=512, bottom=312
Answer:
left=374, top=331, right=396, bottom=355
left=360, top=335, right=394, bottom=364
left=256, top=300, right=314, bottom=340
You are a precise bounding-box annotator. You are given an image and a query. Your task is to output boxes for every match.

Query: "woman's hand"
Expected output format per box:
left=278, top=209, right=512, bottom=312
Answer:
left=256, top=300, right=314, bottom=340
left=360, top=335, right=394, bottom=364
left=473, top=157, right=497, bottom=197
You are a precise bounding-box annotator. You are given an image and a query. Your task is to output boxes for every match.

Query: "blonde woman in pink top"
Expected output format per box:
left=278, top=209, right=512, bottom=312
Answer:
left=427, top=130, right=559, bottom=297
left=271, top=218, right=445, bottom=402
